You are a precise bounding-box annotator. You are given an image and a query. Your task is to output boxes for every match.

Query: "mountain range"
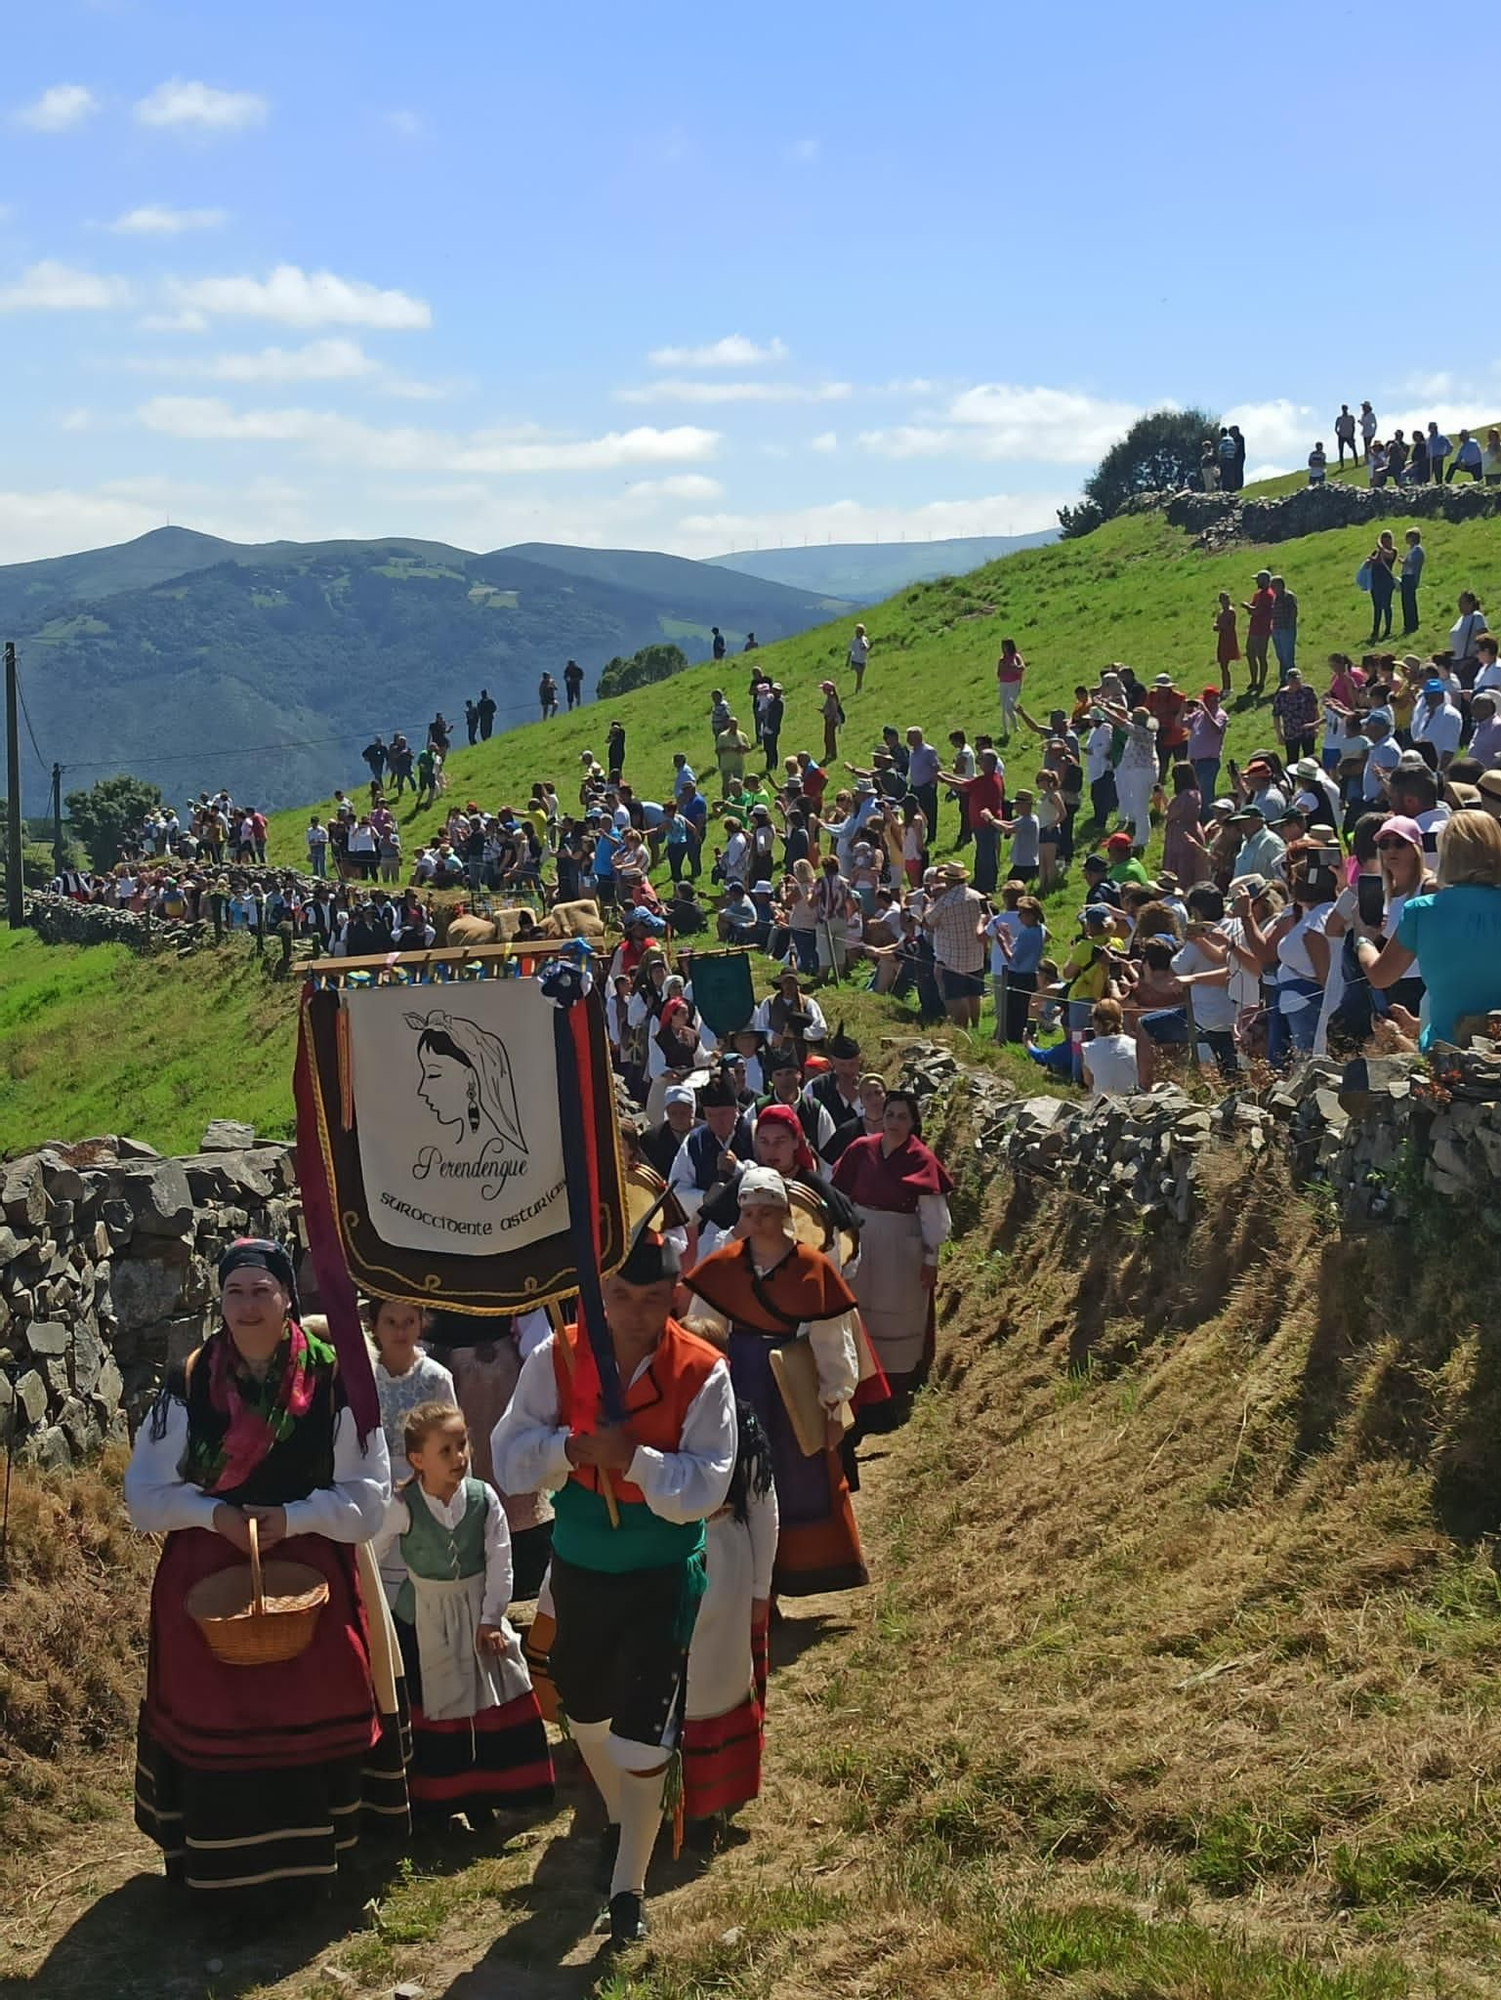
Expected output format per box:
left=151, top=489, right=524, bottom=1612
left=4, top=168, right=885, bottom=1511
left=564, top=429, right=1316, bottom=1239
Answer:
left=0, top=528, right=850, bottom=811
left=703, top=532, right=1056, bottom=600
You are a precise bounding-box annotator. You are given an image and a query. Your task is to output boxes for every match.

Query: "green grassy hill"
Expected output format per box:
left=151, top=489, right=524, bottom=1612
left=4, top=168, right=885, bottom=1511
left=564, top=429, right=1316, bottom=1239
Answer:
left=5, top=483, right=1497, bottom=1160
left=268, top=499, right=1500, bottom=863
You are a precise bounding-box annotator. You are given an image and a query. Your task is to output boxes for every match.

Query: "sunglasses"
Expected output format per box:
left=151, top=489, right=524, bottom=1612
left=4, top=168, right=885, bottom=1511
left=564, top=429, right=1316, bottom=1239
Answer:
left=1375, top=837, right=1413, bottom=851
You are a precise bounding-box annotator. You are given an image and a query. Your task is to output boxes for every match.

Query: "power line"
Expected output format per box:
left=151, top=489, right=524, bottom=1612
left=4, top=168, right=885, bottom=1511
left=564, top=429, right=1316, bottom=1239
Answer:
left=11, top=661, right=50, bottom=781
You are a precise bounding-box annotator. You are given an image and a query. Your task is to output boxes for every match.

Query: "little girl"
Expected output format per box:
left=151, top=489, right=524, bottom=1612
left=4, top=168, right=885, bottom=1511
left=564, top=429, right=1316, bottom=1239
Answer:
left=373, top=1402, right=554, bottom=1823
left=681, top=1394, right=779, bottom=1841
left=370, top=1296, right=456, bottom=1606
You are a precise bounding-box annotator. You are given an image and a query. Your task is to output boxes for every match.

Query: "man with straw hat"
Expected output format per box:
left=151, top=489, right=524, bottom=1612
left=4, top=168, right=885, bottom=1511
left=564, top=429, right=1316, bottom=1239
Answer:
left=922, top=861, right=987, bottom=1028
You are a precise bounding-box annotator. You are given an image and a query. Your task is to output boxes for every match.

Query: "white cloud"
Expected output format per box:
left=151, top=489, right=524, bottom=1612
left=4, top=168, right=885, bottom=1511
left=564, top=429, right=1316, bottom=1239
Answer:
left=1220, top=398, right=1315, bottom=466
left=109, top=204, right=228, bottom=234
left=670, top=492, right=1071, bottom=560
left=0, top=260, right=130, bottom=312
left=168, top=264, right=431, bottom=329
left=134, top=79, right=268, bottom=132
left=61, top=407, right=94, bottom=432
left=137, top=307, right=208, bottom=332
left=856, top=385, right=1143, bottom=464
left=136, top=396, right=720, bottom=474
left=14, top=84, right=99, bottom=132
left=620, top=474, right=724, bottom=503
left=386, top=109, right=423, bottom=140
left=810, top=431, right=839, bottom=453
left=784, top=138, right=820, bottom=164
left=618, top=378, right=850, bottom=405
left=122, top=337, right=446, bottom=399
left=647, top=335, right=788, bottom=369
left=0, top=479, right=316, bottom=562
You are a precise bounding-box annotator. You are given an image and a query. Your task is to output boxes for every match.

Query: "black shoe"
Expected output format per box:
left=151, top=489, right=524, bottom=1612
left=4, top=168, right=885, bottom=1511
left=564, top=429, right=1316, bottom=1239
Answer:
left=604, top=1891, right=649, bottom=1947
left=595, top=1821, right=620, bottom=1894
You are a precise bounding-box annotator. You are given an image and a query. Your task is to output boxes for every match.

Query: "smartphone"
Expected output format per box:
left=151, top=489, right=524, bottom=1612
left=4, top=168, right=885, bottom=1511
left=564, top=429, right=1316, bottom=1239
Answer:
left=1312, top=844, right=1342, bottom=868
left=1356, top=874, right=1385, bottom=926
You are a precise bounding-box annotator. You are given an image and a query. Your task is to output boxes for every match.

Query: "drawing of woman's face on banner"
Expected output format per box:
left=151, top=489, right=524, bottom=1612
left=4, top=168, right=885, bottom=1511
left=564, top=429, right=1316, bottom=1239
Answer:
left=345, top=980, right=567, bottom=1257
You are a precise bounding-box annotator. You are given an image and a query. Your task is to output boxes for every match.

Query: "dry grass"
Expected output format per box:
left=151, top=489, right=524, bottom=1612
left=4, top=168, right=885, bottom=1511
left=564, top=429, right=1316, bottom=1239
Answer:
left=6, top=1083, right=1501, bottom=1997
left=0, top=1448, right=154, bottom=1862
left=614, top=1089, right=1501, bottom=1997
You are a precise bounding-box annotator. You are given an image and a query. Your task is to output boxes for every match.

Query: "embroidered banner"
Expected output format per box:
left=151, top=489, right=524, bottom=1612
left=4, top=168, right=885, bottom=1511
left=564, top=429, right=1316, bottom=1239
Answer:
left=299, top=973, right=627, bottom=1313
left=347, top=981, right=567, bottom=1256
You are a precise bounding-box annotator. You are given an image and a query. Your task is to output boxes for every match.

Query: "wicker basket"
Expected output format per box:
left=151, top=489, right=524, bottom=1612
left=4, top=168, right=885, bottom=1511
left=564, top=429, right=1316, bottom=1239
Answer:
left=186, top=1516, right=329, bottom=1667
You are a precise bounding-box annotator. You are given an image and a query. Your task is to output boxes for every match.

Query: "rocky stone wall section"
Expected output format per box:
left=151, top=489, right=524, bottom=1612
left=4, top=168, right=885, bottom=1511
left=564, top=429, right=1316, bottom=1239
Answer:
left=24, top=894, right=219, bottom=955
left=0, top=1126, right=299, bottom=1470
left=1145, top=479, right=1501, bottom=554
left=896, top=1039, right=1501, bottom=1234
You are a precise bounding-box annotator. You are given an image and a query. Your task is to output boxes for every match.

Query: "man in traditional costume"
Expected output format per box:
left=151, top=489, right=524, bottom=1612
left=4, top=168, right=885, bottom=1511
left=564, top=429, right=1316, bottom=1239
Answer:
left=491, top=1230, right=735, bottom=1947
left=803, top=1023, right=864, bottom=1136
left=666, top=1070, right=754, bottom=1228
left=684, top=1169, right=868, bottom=1598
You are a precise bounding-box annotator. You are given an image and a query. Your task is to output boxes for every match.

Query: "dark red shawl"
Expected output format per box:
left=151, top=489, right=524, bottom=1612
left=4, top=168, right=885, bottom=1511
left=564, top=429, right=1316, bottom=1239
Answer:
left=830, top=1133, right=954, bottom=1213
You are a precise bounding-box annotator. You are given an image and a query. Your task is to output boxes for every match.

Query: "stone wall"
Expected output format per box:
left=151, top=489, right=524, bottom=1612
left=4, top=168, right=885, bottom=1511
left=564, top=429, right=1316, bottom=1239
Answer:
left=0, top=1125, right=299, bottom=1469
left=1151, top=479, right=1501, bottom=553
left=897, top=1040, right=1501, bottom=1234
left=25, top=894, right=219, bottom=955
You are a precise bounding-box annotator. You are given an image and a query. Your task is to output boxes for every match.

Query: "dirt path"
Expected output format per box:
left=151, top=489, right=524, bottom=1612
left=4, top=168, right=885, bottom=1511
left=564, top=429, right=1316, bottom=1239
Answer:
left=2, top=1452, right=889, bottom=2000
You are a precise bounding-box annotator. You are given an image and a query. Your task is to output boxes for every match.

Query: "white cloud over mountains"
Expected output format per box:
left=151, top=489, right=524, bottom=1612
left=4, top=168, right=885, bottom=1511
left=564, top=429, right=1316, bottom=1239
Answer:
left=136, top=396, right=719, bottom=475
left=14, top=84, right=99, bottom=131
left=860, top=384, right=1143, bottom=465
left=670, top=491, right=1070, bottom=560
left=647, top=335, right=788, bottom=368
left=110, top=205, right=227, bottom=234
left=133, top=79, right=268, bottom=131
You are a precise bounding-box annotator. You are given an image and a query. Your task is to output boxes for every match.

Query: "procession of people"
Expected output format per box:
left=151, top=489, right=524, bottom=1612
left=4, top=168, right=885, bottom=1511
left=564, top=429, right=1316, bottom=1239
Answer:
left=121, top=917, right=952, bottom=1953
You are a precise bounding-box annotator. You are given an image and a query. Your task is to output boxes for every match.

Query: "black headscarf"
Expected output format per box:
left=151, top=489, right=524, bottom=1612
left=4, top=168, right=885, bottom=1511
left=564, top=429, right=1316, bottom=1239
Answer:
left=217, top=1237, right=301, bottom=1319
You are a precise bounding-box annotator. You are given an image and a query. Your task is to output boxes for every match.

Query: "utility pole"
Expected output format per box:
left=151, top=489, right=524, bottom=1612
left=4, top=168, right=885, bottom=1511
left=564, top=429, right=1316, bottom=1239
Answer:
left=51, top=763, right=65, bottom=878
left=5, top=643, right=22, bottom=929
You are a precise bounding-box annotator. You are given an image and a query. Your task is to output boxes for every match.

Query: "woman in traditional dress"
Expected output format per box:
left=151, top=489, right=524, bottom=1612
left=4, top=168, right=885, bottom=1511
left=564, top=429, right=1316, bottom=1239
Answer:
left=124, top=1240, right=408, bottom=1895
left=681, top=1393, right=778, bottom=1839
left=830, top=1089, right=953, bottom=1414
left=684, top=1168, right=867, bottom=1597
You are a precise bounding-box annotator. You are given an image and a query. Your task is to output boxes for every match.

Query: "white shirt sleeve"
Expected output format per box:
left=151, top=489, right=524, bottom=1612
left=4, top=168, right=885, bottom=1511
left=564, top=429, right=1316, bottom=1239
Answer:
left=746, top=1481, right=780, bottom=1602
left=515, top=1309, right=551, bottom=1361
left=126, top=1399, right=392, bottom=1543
left=807, top=1310, right=861, bottom=1405
left=667, top=1133, right=706, bottom=1219
left=123, top=1396, right=220, bottom=1534
left=490, top=1338, right=573, bottom=1496
left=283, top=1412, right=392, bottom=1542
left=480, top=1482, right=515, bottom=1625
left=625, top=1358, right=737, bottom=1523
left=917, top=1193, right=952, bottom=1260
left=368, top=1491, right=413, bottom=1570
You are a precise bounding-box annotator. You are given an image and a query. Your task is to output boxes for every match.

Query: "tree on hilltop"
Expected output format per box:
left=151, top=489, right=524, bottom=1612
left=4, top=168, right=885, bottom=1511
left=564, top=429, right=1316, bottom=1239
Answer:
left=1058, top=406, right=1221, bottom=539
left=65, top=773, right=161, bottom=870
left=596, top=642, right=690, bottom=700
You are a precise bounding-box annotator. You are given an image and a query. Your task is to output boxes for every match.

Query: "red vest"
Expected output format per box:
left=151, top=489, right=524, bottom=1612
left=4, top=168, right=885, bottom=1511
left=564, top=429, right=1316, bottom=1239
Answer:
left=551, top=1317, right=721, bottom=1507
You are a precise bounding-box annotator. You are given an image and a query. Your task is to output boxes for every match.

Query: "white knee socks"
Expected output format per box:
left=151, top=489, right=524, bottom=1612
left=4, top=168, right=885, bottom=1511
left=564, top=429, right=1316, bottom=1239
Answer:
left=611, top=1767, right=664, bottom=1900
left=569, top=1717, right=622, bottom=1824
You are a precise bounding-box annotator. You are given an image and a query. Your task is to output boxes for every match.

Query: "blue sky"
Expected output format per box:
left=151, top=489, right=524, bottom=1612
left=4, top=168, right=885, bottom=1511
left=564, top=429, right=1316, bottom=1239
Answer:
left=3, top=0, right=1498, bottom=564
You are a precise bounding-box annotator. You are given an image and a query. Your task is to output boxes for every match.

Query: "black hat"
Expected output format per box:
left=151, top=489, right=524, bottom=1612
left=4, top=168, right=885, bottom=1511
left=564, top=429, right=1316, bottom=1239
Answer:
left=827, top=1023, right=860, bottom=1061
left=616, top=1229, right=681, bottom=1285
left=701, top=1072, right=740, bottom=1109
left=769, top=1046, right=802, bottom=1075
